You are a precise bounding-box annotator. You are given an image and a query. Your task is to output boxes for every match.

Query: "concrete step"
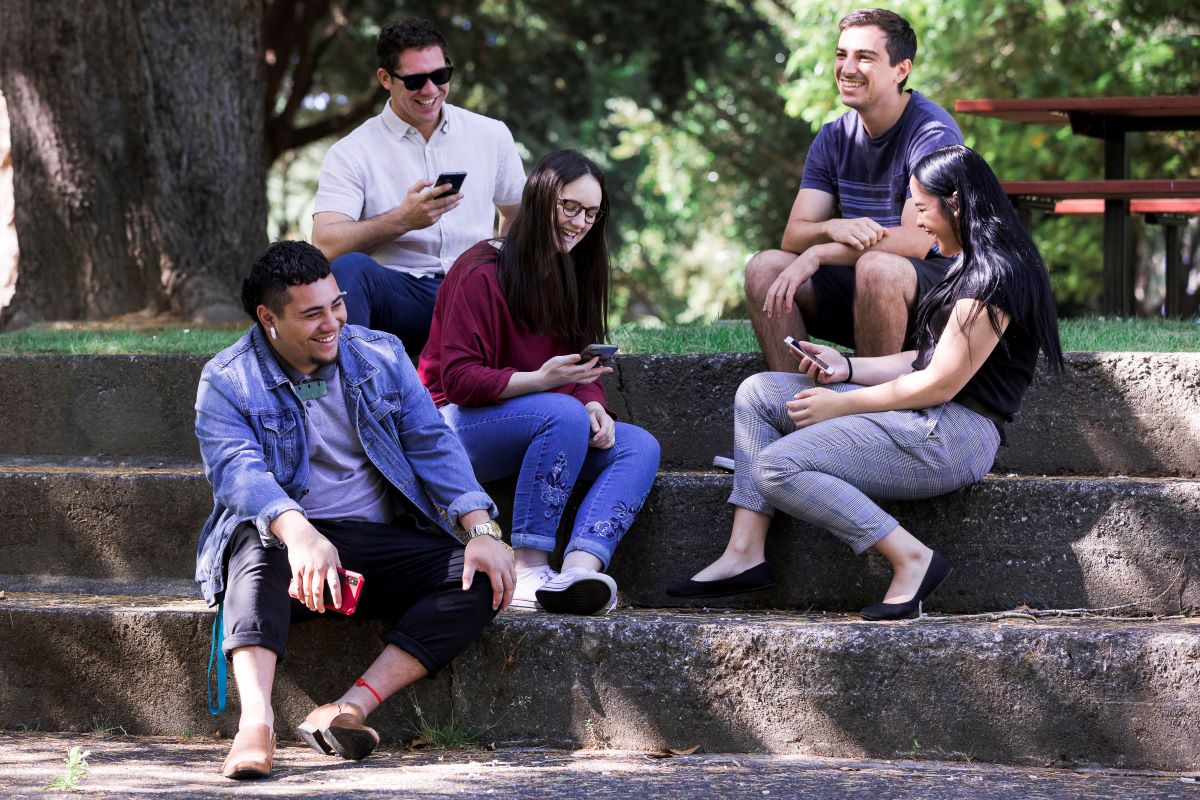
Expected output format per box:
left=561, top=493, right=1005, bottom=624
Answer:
left=2, top=464, right=1197, bottom=615
left=3, top=733, right=1197, bottom=799
left=2, top=352, right=1198, bottom=476
left=0, top=593, right=1196, bottom=771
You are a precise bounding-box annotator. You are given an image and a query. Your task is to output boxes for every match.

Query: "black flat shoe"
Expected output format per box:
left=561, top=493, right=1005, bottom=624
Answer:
left=860, top=550, right=953, bottom=621
left=666, top=562, right=776, bottom=598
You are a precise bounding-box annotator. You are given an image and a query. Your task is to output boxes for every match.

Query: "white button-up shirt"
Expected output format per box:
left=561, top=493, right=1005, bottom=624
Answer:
left=314, top=102, right=526, bottom=277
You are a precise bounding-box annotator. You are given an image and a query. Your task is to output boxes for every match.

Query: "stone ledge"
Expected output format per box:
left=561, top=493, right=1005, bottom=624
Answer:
left=1, top=351, right=1197, bottom=475
left=0, top=600, right=1196, bottom=771
left=1, top=469, right=1197, bottom=614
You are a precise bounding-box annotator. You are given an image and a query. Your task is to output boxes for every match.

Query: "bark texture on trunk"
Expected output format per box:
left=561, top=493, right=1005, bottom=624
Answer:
left=0, top=0, right=265, bottom=322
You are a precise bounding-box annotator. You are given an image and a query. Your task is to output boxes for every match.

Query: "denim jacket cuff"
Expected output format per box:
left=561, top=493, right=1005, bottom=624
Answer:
left=447, top=492, right=499, bottom=531
left=254, top=499, right=306, bottom=547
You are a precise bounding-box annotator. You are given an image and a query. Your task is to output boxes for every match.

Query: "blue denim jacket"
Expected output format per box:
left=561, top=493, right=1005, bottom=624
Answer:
left=193, top=323, right=497, bottom=606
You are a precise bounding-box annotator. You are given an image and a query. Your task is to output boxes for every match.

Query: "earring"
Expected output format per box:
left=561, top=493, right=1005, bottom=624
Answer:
left=270, top=326, right=278, bottom=340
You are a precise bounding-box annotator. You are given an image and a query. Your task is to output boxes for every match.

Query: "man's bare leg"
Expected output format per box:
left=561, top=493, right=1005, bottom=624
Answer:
left=222, top=646, right=278, bottom=778
left=745, top=249, right=818, bottom=371
left=853, top=251, right=920, bottom=356
left=299, top=644, right=428, bottom=760
left=334, top=643, right=427, bottom=716
left=231, top=646, right=277, bottom=729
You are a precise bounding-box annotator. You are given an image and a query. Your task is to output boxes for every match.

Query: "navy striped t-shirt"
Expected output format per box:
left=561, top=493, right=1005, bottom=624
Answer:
left=800, top=90, right=963, bottom=228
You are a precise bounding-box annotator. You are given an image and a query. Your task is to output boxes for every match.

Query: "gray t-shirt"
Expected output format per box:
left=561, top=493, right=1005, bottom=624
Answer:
left=286, top=362, right=393, bottom=523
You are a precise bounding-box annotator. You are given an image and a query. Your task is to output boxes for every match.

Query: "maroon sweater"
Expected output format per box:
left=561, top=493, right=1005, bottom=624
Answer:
left=418, top=241, right=607, bottom=410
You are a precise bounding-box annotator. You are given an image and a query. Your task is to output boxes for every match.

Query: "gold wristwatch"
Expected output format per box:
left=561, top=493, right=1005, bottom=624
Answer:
left=465, top=520, right=514, bottom=562
left=465, top=520, right=503, bottom=542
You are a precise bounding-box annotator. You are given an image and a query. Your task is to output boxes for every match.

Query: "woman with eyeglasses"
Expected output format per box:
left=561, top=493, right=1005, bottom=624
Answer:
left=419, top=150, right=660, bottom=615
left=668, top=144, right=1063, bottom=619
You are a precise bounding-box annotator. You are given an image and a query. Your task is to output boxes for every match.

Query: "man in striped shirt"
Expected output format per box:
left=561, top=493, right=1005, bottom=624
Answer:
left=746, top=8, right=962, bottom=369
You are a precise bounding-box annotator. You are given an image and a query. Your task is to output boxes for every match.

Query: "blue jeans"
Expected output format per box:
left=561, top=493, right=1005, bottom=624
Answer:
left=440, top=393, right=660, bottom=569
left=331, top=253, right=443, bottom=358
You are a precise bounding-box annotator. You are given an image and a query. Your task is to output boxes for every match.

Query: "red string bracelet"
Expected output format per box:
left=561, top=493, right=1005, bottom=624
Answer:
left=355, top=678, right=383, bottom=705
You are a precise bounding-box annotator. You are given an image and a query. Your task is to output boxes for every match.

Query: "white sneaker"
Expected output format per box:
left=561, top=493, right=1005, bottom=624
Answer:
left=511, top=564, right=558, bottom=610
left=535, top=568, right=618, bottom=615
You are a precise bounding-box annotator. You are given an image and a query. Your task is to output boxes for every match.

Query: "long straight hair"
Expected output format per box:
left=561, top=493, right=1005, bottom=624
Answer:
left=498, top=150, right=609, bottom=346
left=912, top=145, right=1064, bottom=370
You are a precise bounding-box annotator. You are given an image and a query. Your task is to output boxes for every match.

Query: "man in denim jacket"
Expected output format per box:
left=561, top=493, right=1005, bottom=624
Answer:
left=195, top=241, right=514, bottom=780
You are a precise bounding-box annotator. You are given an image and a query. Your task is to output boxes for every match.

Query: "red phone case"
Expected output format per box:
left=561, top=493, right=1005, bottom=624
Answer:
left=288, top=568, right=365, bottom=615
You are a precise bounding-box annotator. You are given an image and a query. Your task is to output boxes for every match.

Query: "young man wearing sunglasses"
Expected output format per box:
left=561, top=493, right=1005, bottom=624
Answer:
left=744, top=8, right=963, bottom=370
left=312, top=17, right=526, bottom=359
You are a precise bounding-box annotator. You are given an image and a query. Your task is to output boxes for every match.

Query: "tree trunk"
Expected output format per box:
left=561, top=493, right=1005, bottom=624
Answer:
left=0, top=0, right=266, bottom=323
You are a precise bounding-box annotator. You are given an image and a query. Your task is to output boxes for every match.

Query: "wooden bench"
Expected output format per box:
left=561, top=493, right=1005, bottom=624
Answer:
left=1001, top=180, right=1200, bottom=317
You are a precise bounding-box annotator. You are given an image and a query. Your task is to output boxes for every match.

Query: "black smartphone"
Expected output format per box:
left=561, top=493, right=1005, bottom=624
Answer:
left=433, top=171, right=467, bottom=199
left=580, top=343, right=618, bottom=364
left=784, top=336, right=834, bottom=375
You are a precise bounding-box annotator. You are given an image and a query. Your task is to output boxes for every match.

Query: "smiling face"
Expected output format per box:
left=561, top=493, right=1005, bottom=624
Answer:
left=257, top=275, right=347, bottom=375
left=910, top=176, right=962, bottom=256
left=378, top=45, right=450, bottom=137
left=555, top=174, right=603, bottom=253
left=834, top=24, right=910, bottom=112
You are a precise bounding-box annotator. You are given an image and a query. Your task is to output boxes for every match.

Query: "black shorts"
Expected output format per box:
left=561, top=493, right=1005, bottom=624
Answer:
left=808, top=254, right=955, bottom=350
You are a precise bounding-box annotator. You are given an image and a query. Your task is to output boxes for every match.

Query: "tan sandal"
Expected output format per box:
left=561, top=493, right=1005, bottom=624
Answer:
left=221, top=723, right=275, bottom=780
left=296, top=701, right=379, bottom=761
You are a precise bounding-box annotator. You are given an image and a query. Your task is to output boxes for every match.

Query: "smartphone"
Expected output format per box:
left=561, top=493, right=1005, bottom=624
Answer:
left=432, top=171, right=467, bottom=199
left=784, top=336, right=834, bottom=375
left=580, top=343, right=618, bottom=364
left=288, top=567, right=365, bottom=615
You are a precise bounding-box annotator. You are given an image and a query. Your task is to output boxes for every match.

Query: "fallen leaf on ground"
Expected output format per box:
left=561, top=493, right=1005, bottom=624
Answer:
left=647, top=745, right=700, bottom=759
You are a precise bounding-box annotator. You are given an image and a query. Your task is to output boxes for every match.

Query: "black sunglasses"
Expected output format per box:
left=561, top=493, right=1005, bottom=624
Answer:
left=388, top=63, right=454, bottom=92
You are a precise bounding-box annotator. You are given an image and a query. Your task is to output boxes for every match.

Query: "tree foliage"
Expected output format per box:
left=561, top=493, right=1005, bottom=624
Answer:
left=4, top=0, right=1193, bottom=323
left=267, top=0, right=1198, bottom=321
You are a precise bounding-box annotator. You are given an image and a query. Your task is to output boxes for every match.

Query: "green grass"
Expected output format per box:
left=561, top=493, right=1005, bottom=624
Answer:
left=44, top=746, right=89, bottom=792
left=0, top=317, right=1195, bottom=355
left=613, top=317, right=1199, bottom=354
left=1056, top=317, right=1200, bottom=353
left=0, top=326, right=241, bottom=355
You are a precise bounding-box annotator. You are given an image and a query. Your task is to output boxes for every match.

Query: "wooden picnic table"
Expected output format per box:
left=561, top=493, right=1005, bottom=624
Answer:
left=954, top=95, right=1200, bottom=316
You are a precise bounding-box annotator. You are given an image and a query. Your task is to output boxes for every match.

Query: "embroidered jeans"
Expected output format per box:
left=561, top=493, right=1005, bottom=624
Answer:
left=440, top=393, right=660, bottom=569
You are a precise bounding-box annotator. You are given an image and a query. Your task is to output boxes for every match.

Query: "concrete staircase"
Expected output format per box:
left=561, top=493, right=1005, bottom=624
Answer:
left=1, top=351, right=1198, bottom=770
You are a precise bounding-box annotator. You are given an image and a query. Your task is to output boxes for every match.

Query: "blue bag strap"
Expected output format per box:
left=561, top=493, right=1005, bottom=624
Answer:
left=207, top=601, right=227, bottom=715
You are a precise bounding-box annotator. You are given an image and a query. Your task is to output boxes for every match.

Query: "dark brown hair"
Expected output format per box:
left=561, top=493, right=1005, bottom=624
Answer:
left=498, top=150, right=610, bottom=346
left=377, top=17, right=448, bottom=71
left=839, top=8, right=917, bottom=91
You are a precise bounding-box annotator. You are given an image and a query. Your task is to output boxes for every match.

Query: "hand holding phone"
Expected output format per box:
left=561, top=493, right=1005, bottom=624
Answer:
left=580, top=343, right=618, bottom=365
left=288, top=567, right=365, bottom=615
left=784, top=336, right=834, bottom=376
left=432, top=171, right=467, bottom=199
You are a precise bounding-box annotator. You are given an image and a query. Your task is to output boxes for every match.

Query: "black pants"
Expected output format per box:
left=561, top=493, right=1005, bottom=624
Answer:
left=809, top=254, right=955, bottom=350
left=220, top=518, right=497, bottom=677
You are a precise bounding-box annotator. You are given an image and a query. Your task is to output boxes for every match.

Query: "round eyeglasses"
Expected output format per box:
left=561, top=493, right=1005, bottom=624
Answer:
left=557, top=198, right=605, bottom=223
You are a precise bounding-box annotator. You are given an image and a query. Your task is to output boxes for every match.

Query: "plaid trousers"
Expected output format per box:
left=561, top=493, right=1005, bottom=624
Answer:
left=728, top=372, right=1001, bottom=554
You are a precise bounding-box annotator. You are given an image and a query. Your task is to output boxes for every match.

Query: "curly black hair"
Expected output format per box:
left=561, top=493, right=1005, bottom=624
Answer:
left=240, top=240, right=331, bottom=320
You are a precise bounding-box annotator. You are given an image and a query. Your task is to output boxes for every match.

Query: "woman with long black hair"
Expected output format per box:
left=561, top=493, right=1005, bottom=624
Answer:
left=668, top=144, right=1063, bottom=619
left=420, top=150, right=659, bottom=616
